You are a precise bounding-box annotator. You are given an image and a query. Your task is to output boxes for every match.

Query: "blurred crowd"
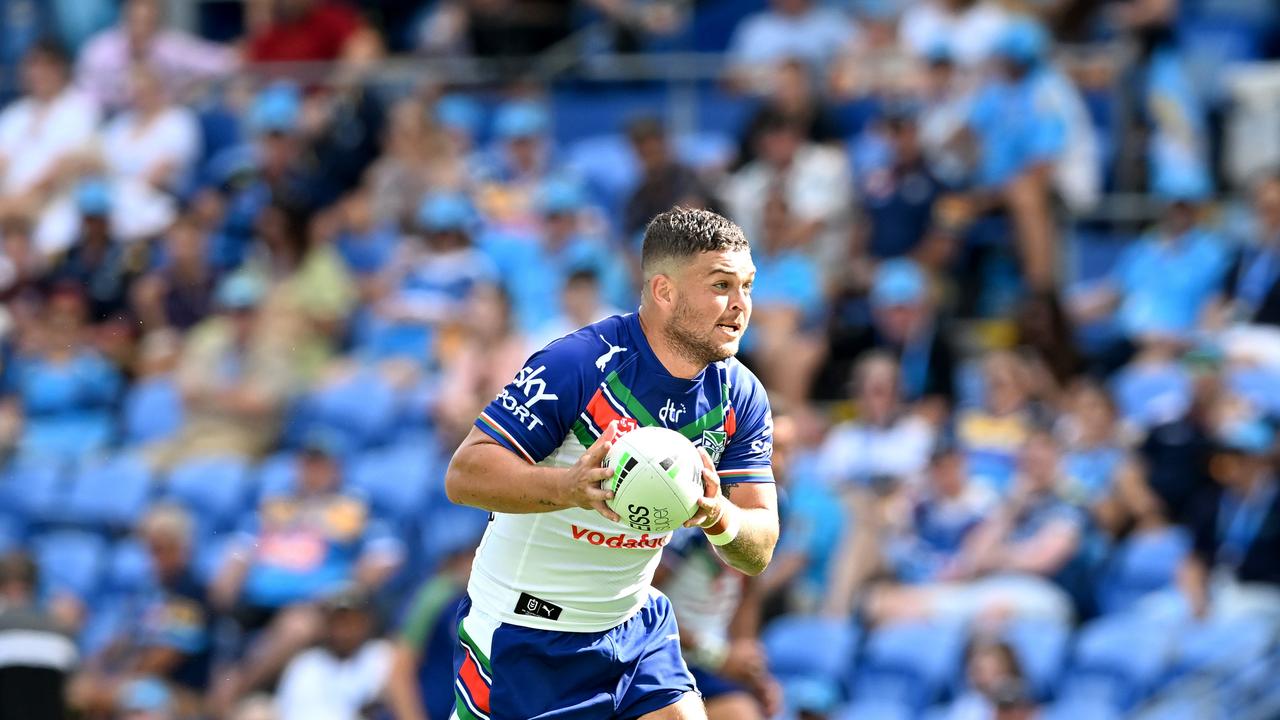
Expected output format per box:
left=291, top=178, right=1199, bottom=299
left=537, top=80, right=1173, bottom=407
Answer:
left=2, top=0, right=1280, bottom=719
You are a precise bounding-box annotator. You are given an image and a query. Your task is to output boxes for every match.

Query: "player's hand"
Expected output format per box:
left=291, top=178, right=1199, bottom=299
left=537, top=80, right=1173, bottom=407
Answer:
left=718, top=639, right=767, bottom=683
left=560, top=420, right=622, bottom=522
left=684, top=446, right=729, bottom=530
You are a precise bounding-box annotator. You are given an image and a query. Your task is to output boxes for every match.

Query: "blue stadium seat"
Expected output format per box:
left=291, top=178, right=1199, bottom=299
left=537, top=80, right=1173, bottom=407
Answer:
left=194, top=535, right=234, bottom=586
left=121, top=376, right=184, bottom=446
left=1000, top=620, right=1072, bottom=700
left=852, top=620, right=967, bottom=708
left=32, top=530, right=107, bottom=599
left=1225, top=367, right=1280, bottom=418
left=0, top=513, right=21, bottom=554
left=417, top=503, right=490, bottom=577
left=1164, top=617, right=1273, bottom=685
left=1059, top=614, right=1175, bottom=709
left=4, top=456, right=71, bottom=526
left=65, top=453, right=155, bottom=532
left=833, top=699, right=914, bottom=720
left=763, top=615, right=859, bottom=687
left=564, top=134, right=642, bottom=216
left=104, top=539, right=155, bottom=597
left=1040, top=698, right=1121, bottom=720
left=299, top=367, right=399, bottom=452
left=1110, top=362, right=1193, bottom=429
left=673, top=131, right=737, bottom=171
left=348, top=443, right=438, bottom=521
left=164, top=456, right=251, bottom=534
left=255, top=452, right=299, bottom=501
left=1096, top=527, right=1190, bottom=615
left=78, top=595, right=130, bottom=656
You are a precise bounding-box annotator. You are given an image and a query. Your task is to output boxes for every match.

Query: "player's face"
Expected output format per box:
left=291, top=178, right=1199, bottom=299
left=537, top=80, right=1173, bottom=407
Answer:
left=666, top=248, right=754, bottom=365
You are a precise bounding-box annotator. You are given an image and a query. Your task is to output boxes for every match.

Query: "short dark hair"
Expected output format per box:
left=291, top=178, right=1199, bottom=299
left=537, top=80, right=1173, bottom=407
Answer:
left=640, top=207, right=749, bottom=276
left=25, top=38, right=70, bottom=69
left=0, top=551, right=38, bottom=591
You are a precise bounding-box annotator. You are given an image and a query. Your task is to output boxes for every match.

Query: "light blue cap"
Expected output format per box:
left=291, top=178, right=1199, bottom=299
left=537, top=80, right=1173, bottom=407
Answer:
left=995, top=17, right=1049, bottom=64
left=215, top=271, right=267, bottom=310
left=1216, top=415, right=1275, bottom=455
left=871, top=258, right=927, bottom=307
left=119, top=677, right=172, bottom=713
left=1153, top=161, right=1213, bottom=203
left=537, top=178, right=585, bottom=215
left=436, top=94, right=483, bottom=136
left=417, top=192, right=475, bottom=232
left=250, top=82, right=302, bottom=134
left=494, top=101, right=549, bottom=139
left=76, top=177, right=112, bottom=216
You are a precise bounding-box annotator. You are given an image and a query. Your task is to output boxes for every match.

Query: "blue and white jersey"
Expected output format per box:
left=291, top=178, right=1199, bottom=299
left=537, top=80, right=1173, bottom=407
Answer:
left=470, top=312, right=774, bottom=631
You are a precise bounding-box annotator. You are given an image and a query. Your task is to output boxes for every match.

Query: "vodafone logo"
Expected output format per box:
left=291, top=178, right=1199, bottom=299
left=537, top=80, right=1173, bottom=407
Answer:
left=570, top=525, right=669, bottom=549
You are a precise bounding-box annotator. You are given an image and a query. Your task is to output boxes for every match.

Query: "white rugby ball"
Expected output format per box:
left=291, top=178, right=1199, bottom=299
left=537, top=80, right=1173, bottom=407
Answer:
left=603, top=426, right=705, bottom=533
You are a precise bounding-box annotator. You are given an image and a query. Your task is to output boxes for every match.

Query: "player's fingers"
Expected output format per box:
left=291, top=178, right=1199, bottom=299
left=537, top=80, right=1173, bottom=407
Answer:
left=684, top=500, right=713, bottom=528
left=701, top=466, right=720, bottom=498
left=697, top=445, right=715, bottom=473
left=584, top=421, right=618, bottom=464
left=591, top=499, right=621, bottom=523
left=584, top=486, right=615, bottom=502
left=589, top=466, right=615, bottom=484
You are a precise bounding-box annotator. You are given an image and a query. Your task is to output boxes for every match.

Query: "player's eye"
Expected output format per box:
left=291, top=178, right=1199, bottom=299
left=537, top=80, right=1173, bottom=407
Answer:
left=713, top=282, right=729, bottom=290
left=743, top=281, right=754, bottom=292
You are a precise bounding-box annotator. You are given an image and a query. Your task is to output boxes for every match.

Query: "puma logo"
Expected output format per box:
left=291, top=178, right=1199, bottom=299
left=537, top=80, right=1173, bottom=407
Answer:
left=595, top=335, right=627, bottom=371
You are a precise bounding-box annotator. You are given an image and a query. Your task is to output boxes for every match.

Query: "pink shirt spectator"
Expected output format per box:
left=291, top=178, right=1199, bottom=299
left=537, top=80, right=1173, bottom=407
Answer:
left=76, top=28, right=238, bottom=111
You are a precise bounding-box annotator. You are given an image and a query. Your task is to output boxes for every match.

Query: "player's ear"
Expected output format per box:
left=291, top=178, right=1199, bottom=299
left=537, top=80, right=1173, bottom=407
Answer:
left=649, top=273, right=675, bottom=309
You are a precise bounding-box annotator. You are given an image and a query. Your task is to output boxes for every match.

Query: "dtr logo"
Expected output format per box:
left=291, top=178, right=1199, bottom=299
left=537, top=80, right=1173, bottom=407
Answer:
left=659, top=399, right=686, bottom=425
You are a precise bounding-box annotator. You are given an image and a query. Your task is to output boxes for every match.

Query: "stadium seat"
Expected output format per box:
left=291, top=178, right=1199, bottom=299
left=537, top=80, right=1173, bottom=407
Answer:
left=255, top=452, right=299, bottom=501
left=121, top=376, right=184, bottom=446
left=348, top=443, right=438, bottom=521
left=164, top=456, right=251, bottom=534
left=673, top=131, right=737, bottom=172
left=1163, top=617, right=1274, bottom=686
left=32, top=530, right=107, bottom=599
left=999, top=619, right=1072, bottom=699
left=194, top=536, right=234, bottom=586
left=64, top=453, right=155, bottom=532
left=1040, top=698, right=1121, bottom=720
left=78, top=596, right=130, bottom=656
left=833, top=699, right=914, bottom=720
left=1096, top=527, right=1190, bottom=615
left=5, top=455, right=71, bottom=526
left=852, top=620, right=967, bottom=709
left=1111, top=362, right=1194, bottom=429
left=763, top=615, right=860, bottom=687
left=298, top=367, right=399, bottom=452
left=104, top=539, right=155, bottom=596
left=564, top=134, right=642, bottom=215
left=1059, top=614, right=1176, bottom=709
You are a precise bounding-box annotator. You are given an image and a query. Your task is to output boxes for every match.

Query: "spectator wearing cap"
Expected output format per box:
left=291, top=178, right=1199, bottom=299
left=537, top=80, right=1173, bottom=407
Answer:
left=484, top=177, right=631, bottom=332
left=0, top=39, right=100, bottom=222
left=474, top=100, right=560, bottom=227
left=42, top=178, right=155, bottom=324
left=275, top=586, right=392, bottom=720
left=116, top=676, right=175, bottom=720
left=0, top=286, right=122, bottom=459
left=366, top=97, right=471, bottom=229
left=741, top=189, right=827, bottom=407
left=1215, top=172, right=1280, bottom=328
left=209, top=432, right=402, bottom=709
left=144, top=271, right=298, bottom=468
left=76, top=0, right=237, bottom=113
left=957, top=16, right=1099, bottom=292
left=624, top=116, right=720, bottom=238
left=0, top=552, right=78, bottom=720
left=1071, top=162, right=1228, bottom=372
left=99, top=62, right=200, bottom=195
left=855, top=101, right=946, bottom=262
left=820, top=352, right=938, bottom=615
left=723, top=108, right=852, bottom=285
left=725, top=0, right=859, bottom=91
left=1176, top=402, right=1280, bottom=622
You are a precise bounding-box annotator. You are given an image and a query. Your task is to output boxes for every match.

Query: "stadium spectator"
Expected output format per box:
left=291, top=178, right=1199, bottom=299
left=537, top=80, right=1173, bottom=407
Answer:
left=0, top=552, right=78, bottom=720
left=916, top=40, right=973, bottom=187
left=723, top=109, right=852, bottom=282
left=473, top=100, right=557, bottom=228
left=75, top=0, right=238, bottom=112
left=366, top=97, right=469, bottom=228
left=742, top=190, right=827, bottom=406
left=244, top=0, right=372, bottom=65
left=726, top=0, right=860, bottom=91
left=415, top=0, right=576, bottom=58
left=1, top=286, right=122, bottom=459
left=865, top=428, right=1082, bottom=625
left=1216, top=172, right=1280, bottom=327
left=624, top=116, right=720, bottom=239
left=99, top=63, right=201, bottom=195
left=855, top=102, right=946, bottom=262
left=898, top=0, right=1011, bottom=68
left=0, top=40, right=99, bottom=224
left=386, top=533, right=477, bottom=720
left=209, top=432, right=403, bottom=708
left=132, top=214, right=218, bottom=332
left=533, top=268, right=628, bottom=348
left=275, top=586, right=392, bottom=720
left=736, top=58, right=843, bottom=169
left=941, top=637, right=1030, bottom=720
left=145, top=271, right=296, bottom=468
left=1175, top=403, right=1280, bottom=623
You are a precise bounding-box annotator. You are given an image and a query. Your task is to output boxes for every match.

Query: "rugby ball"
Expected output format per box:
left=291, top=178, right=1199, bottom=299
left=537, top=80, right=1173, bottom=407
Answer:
left=603, top=426, right=705, bottom=533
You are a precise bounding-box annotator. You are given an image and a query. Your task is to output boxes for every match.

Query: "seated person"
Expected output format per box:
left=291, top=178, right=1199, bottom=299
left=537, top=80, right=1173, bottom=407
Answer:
left=865, top=430, right=1083, bottom=626
left=209, top=433, right=403, bottom=708
left=956, top=351, right=1040, bottom=494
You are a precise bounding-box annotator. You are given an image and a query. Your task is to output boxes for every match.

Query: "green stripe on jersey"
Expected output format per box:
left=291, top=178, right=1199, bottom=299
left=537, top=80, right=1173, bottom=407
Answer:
left=571, top=419, right=596, bottom=449
left=604, top=372, right=658, bottom=426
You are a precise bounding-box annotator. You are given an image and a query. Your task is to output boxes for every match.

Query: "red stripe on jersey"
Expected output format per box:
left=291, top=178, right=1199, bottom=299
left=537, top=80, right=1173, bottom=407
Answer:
left=587, top=389, right=626, bottom=431
left=725, top=406, right=737, bottom=438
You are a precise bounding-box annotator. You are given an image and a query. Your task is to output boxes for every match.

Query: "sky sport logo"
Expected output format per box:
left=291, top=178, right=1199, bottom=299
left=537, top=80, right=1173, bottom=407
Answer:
left=570, top=525, right=670, bottom=549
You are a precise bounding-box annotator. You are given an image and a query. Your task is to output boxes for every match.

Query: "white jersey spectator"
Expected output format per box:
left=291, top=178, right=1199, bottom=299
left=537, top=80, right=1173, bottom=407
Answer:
left=727, top=0, right=859, bottom=79
left=899, top=0, right=1011, bottom=68
left=100, top=66, right=200, bottom=193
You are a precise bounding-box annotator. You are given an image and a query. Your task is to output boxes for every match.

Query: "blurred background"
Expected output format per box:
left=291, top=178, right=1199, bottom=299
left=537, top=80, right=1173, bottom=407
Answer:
left=1, top=0, right=1280, bottom=718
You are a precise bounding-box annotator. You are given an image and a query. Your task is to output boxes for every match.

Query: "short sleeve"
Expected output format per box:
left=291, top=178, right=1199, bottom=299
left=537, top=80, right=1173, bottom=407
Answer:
left=717, top=365, right=774, bottom=484
left=475, top=334, right=594, bottom=464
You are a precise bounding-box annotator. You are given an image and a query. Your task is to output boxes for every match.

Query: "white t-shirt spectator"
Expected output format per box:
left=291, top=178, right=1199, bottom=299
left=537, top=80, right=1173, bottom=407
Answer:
left=276, top=640, right=392, bottom=720
left=727, top=5, right=859, bottom=73
left=899, top=0, right=1010, bottom=67
left=77, top=27, right=238, bottom=111
left=101, top=106, right=201, bottom=190
left=819, top=415, right=936, bottom=489
left=0, top=89, right=99, bottom=197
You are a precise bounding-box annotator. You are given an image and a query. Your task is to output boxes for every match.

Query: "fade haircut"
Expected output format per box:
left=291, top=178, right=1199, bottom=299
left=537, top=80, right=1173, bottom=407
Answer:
left=641, top=207, right=749, bottom=286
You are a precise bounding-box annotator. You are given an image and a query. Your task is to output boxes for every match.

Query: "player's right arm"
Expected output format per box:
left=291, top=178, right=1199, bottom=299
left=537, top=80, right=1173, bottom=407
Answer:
left=445, top=332, right=621, bottom=520
left=445, top=423, right=619, bottom=520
